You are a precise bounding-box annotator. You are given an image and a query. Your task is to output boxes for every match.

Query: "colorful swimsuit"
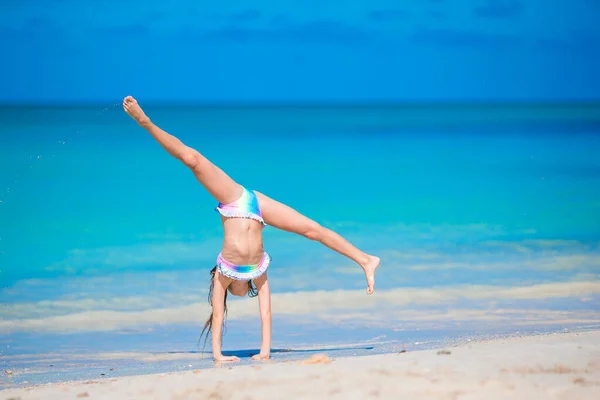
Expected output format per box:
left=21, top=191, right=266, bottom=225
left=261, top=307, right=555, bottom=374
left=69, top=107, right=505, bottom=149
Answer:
left=216, top=252, right=271, bottom=281
left=214, top=186, right=271, bottom=281
left=215, top=186, right=266, bottom=227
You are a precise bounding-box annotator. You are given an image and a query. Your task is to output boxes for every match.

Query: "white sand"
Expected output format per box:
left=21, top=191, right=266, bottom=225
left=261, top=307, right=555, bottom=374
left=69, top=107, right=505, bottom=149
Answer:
left=2, top=331, right=600, bottom=400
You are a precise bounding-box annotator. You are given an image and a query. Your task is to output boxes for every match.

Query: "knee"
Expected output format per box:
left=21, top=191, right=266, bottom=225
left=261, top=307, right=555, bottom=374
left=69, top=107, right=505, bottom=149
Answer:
left=180, top=150, right=198, bottom=169
left=302, top=222, right=324, bottom=241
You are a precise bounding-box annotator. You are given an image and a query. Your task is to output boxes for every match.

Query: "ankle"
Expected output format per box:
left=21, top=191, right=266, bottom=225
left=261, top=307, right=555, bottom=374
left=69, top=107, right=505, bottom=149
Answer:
left=359, top=254, right=371, bottom=267
left=138, top=117, right=152, bottom=128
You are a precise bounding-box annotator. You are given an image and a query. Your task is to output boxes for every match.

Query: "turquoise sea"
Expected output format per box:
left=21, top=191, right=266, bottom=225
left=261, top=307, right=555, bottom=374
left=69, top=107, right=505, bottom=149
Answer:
left=1, top=104, right=600, bottom=387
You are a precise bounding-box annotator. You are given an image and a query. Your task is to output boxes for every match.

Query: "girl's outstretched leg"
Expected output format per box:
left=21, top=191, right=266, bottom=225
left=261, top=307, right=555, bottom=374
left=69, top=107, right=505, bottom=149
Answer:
left=255, top=191, right=380, bottom=294
left=123, top=96, right=242, bottom=204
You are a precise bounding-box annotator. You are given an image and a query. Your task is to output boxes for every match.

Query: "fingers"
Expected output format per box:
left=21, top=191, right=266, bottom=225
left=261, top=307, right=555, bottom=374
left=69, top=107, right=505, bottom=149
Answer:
left=214, top=356, right=240, bottom=364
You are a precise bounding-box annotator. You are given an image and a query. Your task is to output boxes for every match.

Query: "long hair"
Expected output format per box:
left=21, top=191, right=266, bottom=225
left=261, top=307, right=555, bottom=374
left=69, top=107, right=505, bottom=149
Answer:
left=199, top=266, right=259, bottom=349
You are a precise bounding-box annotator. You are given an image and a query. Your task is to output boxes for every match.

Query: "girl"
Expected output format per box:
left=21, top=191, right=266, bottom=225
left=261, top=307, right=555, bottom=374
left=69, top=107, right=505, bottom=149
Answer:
left=123, top=96, right=380, bottom=362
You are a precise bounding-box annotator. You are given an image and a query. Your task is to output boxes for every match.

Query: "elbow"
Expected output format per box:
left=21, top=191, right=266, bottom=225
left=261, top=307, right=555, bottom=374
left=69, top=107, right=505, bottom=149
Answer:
left=260, top=310, right=271, bottom=321
left=212, top=313, right=225, bottom=324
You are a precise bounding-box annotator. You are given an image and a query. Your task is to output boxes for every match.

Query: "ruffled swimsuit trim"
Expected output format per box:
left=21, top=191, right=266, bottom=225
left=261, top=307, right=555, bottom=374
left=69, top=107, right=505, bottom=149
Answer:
left=215, top=186, right=266, bottom=227
left=217, top=252, right=271, bottom=281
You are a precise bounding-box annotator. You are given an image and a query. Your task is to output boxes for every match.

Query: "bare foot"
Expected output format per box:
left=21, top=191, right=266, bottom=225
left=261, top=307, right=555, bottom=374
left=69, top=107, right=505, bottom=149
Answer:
left=362, top=255, right=380, bottom=295
left=122, top=96, right=151, bottom=127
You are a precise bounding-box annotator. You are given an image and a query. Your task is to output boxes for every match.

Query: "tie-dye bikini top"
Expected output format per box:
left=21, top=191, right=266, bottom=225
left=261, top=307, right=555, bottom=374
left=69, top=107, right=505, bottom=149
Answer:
left=215, top=186, right=266, bottom=227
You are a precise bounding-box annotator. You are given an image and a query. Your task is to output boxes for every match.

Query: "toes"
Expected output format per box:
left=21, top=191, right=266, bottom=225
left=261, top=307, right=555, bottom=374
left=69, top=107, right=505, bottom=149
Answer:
left=122, top=96, right=138, bottom=112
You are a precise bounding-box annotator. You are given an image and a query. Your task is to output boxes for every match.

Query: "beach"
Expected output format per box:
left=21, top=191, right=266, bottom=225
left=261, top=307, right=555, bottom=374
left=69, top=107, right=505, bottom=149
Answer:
left=2, top=330, right=599, bottom=399
left=1, top=105, right=599, bottom=397
left=3, top=0, right=600, bottom=397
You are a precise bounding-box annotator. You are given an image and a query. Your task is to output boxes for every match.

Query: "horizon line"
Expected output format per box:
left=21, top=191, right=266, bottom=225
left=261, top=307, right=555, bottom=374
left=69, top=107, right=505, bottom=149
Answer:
left=1, top=100, right=600, bottom=109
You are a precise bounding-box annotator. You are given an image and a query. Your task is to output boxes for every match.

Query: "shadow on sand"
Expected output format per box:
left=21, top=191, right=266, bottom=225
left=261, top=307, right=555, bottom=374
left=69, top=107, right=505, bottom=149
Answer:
left=166, top=346, right=375, bottom=359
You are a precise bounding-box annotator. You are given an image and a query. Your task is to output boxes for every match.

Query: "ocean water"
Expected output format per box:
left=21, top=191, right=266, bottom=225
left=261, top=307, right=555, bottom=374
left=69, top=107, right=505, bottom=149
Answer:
left=1, top=104, right=600, bottom=387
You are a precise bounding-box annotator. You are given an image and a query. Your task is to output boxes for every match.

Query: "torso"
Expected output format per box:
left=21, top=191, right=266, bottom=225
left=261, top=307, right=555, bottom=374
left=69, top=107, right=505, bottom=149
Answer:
left=219, top=216, right=265, bottom=265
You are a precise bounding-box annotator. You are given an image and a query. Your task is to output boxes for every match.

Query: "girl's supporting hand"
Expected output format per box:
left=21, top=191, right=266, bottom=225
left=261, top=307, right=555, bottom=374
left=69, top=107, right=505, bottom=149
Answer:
left=251, top=353, right=270, bottom=361
left=213, top=354, right=240, bottom=363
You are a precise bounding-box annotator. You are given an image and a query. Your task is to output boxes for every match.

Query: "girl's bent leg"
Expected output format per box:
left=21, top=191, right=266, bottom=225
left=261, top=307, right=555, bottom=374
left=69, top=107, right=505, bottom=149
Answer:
left=255, top=191, right=380, bottom=294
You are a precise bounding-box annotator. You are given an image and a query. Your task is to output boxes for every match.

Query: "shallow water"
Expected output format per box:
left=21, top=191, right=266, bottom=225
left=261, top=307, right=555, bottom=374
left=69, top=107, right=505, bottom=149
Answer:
left=1, top=103, right=599, bottom=387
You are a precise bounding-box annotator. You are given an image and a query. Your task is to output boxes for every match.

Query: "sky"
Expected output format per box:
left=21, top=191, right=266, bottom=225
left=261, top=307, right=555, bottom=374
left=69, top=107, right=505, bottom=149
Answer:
left=1, top=0, right=599, bottom=103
